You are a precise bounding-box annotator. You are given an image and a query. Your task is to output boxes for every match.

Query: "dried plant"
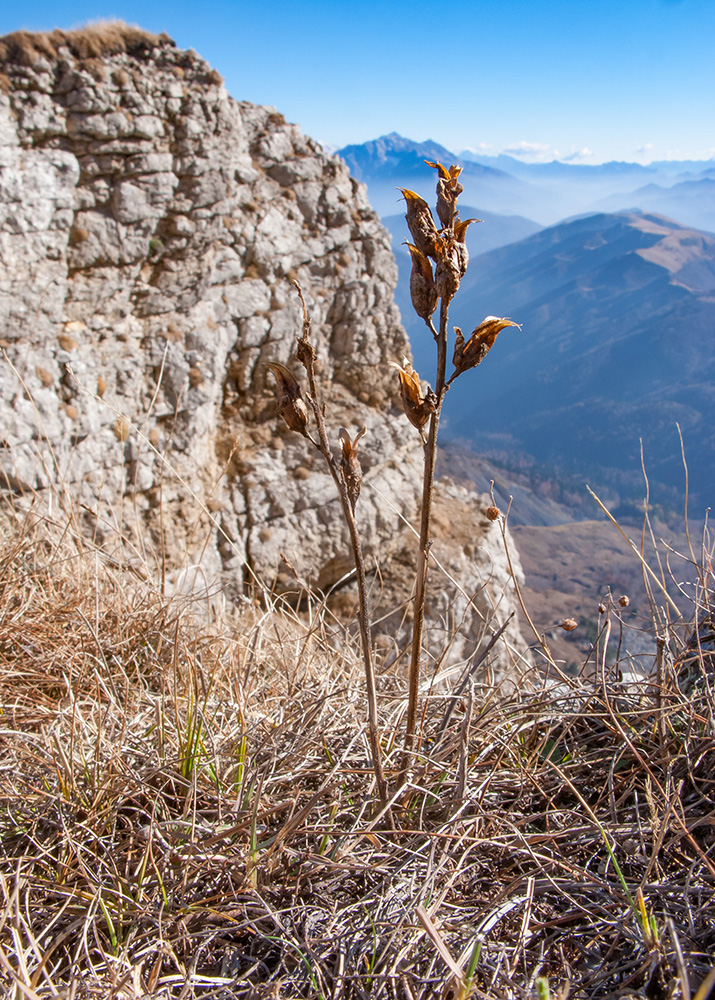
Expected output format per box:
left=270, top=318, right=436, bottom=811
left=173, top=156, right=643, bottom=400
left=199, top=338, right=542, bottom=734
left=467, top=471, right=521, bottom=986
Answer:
left=395, top=163, right=521, bottom=761
left=266, top=283, right=388, bottom=807
left=5, top=152, right=715, bottom=999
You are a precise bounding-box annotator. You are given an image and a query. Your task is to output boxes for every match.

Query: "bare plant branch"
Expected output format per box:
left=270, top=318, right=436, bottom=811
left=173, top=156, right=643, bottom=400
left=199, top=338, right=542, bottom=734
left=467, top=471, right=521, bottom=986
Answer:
left=267, top=282, right=389, bottom=808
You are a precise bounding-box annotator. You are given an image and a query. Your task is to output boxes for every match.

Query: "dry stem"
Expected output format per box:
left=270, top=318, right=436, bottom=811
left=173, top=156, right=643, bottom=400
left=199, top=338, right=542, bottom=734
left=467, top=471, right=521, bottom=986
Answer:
left=292, top=283, right=388, bottom=808
left=404, top=300, right=449, bottom=761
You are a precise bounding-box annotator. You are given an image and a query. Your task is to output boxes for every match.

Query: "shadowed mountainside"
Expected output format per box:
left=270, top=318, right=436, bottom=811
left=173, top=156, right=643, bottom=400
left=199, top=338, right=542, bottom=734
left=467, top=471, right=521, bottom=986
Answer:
left=415, top=211, right=715, bottom=515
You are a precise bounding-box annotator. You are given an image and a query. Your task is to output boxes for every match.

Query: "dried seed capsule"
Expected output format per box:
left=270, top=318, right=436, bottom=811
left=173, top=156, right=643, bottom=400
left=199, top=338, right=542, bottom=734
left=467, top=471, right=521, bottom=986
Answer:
left=399, top=189, right=439, bottom=259
left=454, top=218, right=480, bottom=277
left=265, top=362, right=309, bottom=436
left=338, top=426, right=366, bottom=511
left=389, top=358, right=434, bottom=434
left=425, top=160, right=464, bottom=228
left=405, top=242, right=438, bottom=320
left=452, top=316, right=521, bottom=380
left=561, top=618, right=578, bottom=632
left=618, top=595, right=630, bottom=608
left=434, top=236, right=462, bottom=302
left=485, top=505, right=501, bottom=521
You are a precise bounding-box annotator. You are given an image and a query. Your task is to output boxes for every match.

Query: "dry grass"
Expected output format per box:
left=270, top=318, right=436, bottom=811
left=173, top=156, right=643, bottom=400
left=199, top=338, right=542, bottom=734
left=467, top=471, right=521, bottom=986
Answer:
left=1, top=486, right=714, bottom=1000
left=0, top=24, right=171, bottom=68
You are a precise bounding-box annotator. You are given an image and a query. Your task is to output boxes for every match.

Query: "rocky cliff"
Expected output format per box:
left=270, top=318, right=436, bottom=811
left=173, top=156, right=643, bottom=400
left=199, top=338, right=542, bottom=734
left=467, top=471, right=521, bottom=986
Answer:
left=0, top=24, right=528, bottom=678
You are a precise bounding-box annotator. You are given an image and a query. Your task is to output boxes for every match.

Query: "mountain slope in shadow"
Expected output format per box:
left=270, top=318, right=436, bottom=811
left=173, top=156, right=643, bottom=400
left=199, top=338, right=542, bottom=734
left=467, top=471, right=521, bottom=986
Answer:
left=405, top=211, right=715, bottom=513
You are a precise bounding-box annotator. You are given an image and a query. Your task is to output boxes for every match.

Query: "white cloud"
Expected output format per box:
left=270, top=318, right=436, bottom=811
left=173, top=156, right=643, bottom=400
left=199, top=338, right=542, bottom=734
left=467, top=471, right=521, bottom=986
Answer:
left=500, top=140, right=553, bottom=161
left=562, top=146, right=595, bottom=162
left=498, top=141, right=599, bottom=164
left=663, top=146, right=715, bottom=161
left=461, top=142, right=495, bottom=154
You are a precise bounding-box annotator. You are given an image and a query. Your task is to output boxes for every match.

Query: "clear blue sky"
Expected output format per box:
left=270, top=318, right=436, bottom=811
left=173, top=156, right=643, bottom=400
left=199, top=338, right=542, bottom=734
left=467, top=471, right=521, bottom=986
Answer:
left=1, top=0, right=713, bottom=164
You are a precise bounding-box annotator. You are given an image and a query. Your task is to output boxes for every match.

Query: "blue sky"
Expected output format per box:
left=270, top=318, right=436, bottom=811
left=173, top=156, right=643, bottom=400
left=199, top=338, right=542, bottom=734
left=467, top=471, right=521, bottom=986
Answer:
left=1, top=0, right=713, bottom=164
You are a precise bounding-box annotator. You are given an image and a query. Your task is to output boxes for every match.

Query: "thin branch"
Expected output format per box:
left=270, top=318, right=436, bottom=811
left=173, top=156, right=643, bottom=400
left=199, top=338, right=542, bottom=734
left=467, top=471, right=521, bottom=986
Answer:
left=292, top=283, right=388, bottom=808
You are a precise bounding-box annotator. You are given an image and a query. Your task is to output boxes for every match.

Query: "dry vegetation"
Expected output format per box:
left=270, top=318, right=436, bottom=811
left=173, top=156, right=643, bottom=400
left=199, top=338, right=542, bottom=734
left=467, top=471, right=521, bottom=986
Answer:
left=0, top=24, right=170, bottom=67
left=1, top=475, right=715, bottom=1000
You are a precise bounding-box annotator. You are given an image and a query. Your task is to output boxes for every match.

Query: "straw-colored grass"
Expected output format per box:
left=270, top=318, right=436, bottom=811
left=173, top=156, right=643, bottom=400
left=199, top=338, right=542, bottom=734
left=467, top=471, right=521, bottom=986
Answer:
left=0, top=24, right=168, bottom=67
left=1, top=485, right=714, bottom=1000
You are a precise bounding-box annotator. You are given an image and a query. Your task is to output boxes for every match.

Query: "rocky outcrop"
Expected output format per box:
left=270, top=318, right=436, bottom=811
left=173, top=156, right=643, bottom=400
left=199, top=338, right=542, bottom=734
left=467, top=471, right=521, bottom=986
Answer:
left=0, top=24, right=528, bottom=679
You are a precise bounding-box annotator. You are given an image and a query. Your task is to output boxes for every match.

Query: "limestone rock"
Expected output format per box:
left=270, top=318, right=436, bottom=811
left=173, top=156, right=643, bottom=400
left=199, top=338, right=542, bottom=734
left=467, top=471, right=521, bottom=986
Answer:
left=0, top=24, right=528, bottom=682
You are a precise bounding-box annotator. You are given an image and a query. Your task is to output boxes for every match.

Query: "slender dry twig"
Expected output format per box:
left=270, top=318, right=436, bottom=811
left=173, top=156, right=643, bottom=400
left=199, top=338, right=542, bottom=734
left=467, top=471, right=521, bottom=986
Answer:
left=267, top=282, right=388, bottom=808
left=404, top=295, right=449, bottom=761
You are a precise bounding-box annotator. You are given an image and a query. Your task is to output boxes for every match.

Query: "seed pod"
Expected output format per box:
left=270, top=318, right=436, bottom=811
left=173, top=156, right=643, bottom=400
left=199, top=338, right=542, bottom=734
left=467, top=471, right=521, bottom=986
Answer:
left=434, top=236, right=462, bottom=301
left=561, top=618, right=578, bottom=632
left=452, top=316, right=521, bottom=380
left=619, top=595, right=630, bottom=608
left=389, top=358, right=434, bottom=434
left=454, top=218, right=480, bottom=277
left=425, top=160, right=463, bottom=228
left=405, top=242, right=438, bottom=320
left=399, top=189, right=439, bottom=259
left=265, top=362, right=309, bottom=436
left=598, top=603, right=607, bottom=615
left=485, top=505, right=501, bottom=521
left=338, top=426, right=366, bottom=511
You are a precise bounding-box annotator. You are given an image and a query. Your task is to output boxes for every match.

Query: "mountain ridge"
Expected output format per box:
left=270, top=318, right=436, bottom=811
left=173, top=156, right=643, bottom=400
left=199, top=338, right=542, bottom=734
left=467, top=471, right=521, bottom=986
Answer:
left=336, top=132, right=536, bottom=218
left=340, top=132, right=715, bottom=226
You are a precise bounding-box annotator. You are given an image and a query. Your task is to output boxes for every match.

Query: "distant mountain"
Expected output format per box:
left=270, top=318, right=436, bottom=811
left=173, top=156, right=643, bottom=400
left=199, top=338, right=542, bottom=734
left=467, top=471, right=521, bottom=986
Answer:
left=403, top=211, right=715, bottom=515
left=649, top=158, right=715, bottom=177
left=339, top=133, right=715, bottom=227
left=458, top=150, right=657, bottom=182
left=595, top=177, right=715, bottom=234
left=458, top=149, right=715, bottom=228
left=336, top=132, right=538, bottom=218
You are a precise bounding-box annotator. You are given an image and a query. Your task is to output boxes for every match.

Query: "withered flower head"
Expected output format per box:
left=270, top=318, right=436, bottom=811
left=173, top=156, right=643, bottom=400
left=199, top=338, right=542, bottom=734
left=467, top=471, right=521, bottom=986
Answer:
left=338, top=426, right=366, bottom=511
left=405, top=242, right=438, bottom=321
left=451, top=317, right=521, bottom=380
left=265, top=362, right=309, bottom=436
left=389, top=358, right=434, bottom=434
left=433, top=236, right=463, bottom=302
left=425, top=160, right=464, bottom=228
left=398, top=189, right=439, bottom=259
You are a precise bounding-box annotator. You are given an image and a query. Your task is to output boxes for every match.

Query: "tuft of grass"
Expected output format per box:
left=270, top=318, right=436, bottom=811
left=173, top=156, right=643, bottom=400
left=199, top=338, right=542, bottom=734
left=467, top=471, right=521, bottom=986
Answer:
left=0, top=23, right=171, bottom=67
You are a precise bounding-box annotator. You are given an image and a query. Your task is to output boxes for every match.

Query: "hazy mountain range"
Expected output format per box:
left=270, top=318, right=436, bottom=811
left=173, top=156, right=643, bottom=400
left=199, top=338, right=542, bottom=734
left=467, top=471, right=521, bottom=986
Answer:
left=337, top=135, right=715, bottom=518
left=338, top=133, right=534, bottom=218
left=338, top=132, right=715, bottom=228
left=446, top=212, right=715, bottom=514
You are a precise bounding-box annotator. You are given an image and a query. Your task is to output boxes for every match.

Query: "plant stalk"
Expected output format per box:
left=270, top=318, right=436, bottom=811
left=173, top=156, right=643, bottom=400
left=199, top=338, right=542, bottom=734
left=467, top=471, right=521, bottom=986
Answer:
left=294, top=287, right=388, bottom=807
left=403, top=298, right=449, bottom=761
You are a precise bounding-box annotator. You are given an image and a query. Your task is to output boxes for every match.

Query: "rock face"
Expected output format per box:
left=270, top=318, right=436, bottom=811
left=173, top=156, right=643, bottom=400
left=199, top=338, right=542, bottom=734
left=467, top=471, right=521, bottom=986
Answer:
left=0, top=24, right=528, bottom=680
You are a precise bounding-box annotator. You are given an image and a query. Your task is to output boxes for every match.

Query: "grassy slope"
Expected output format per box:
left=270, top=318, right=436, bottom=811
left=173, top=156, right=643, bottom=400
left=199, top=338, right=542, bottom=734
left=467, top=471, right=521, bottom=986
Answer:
left=1, top=490, right=714, bottom=1000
